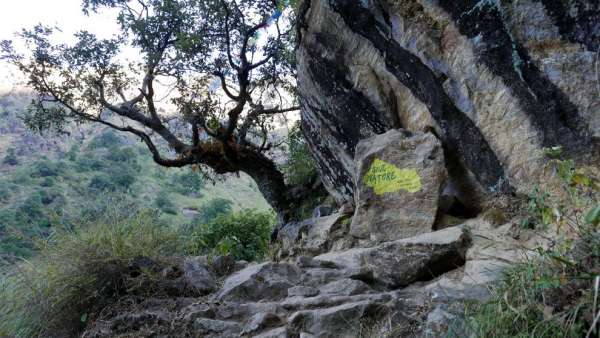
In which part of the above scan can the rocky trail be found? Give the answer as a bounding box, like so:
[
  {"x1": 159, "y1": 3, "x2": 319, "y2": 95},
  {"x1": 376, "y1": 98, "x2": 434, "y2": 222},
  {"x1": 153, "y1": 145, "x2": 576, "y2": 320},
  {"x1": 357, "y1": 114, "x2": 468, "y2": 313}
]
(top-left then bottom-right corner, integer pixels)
[{"x1": 83, "y1": 132, "x2": 548, "y2": 338}]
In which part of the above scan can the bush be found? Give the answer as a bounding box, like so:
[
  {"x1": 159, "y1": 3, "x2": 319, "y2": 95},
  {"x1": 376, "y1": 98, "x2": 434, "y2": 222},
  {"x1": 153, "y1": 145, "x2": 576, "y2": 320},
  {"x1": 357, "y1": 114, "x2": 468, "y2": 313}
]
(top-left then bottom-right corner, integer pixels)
[
  {"x1": 39, "y1": 188, "x2": 65, "y2": 206},
  {"x1": 0, "y1": 182, "x2": 13, "y2": 202},
  {"x1": 74, "y1": 156, "x2": 105, "y2": 172},
  {"x1": 66, "y1": 144, "x2": 79, "y2": 161},
  {"x1": 31, "y1": 160, "x2": 66, "y2": 178},
  {"x1": 17, "y1": 193, "x2": 49, "y2": 227},
  {"x1": 170, "y1": 170, "x2": 204, "y2": 195},
  {"x1": 104, "y1": 146, "x2": 138, "y2": 164},
  {"x1": 88, "y1": 171, "x2": 135, "y2": 192},
  {"x1": 3, "y1": 148, "x2": 19, "y2": 166},
  {"x1": 188, "y1": 209, "x2": 274, "y2": 261},
  {"x1": 282, "y1": 121, "x2": 318, "y2": 186},
  {"x1": 88, "y1": 174, "x2": 115, "y2": 192},
  {"x1": 39, "y1": 176, "x2": 55, "y2": 187},
  {"x1": 155, "y1": 192, "x2": 178, "y2": 215},
  {"x1": 0, "y1": 210, "x2": 184, "y2": 338},
  {"x1": 87, "y1": 130, "x2": 123, "y2": 149},
  {"x1": 196, "y1": 198, "x2": 233, "y2": 223}
]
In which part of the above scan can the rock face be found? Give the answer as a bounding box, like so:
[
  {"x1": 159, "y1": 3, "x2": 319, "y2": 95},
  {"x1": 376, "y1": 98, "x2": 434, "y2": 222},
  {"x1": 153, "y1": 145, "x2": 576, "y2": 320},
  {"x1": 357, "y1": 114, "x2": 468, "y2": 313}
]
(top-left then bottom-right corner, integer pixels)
[
  {"x1": 298, "y1": 0, "x2": 599, "y2": 206},
  {"x1": 351, "y1": 129, "x2": 446, "y2": 242}
]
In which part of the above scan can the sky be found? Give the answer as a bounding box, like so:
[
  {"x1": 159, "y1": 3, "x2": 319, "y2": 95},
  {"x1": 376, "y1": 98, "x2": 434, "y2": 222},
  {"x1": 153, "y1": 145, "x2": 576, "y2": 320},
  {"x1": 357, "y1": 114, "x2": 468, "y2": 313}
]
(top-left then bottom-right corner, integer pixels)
[
  {"x1": 0, "y1": 1, "x2": 296, "y2": 122},
  {"x1": 0, "y1": 0, "x2": 121, "y2": 92}
]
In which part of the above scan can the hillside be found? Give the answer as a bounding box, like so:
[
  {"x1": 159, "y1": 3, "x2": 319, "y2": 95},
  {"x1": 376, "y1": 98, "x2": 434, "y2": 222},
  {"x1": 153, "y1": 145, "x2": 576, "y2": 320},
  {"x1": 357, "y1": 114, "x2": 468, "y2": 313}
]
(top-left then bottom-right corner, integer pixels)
[{"x1": 0, "y1": 92, "x2": 270, "y2": 258}]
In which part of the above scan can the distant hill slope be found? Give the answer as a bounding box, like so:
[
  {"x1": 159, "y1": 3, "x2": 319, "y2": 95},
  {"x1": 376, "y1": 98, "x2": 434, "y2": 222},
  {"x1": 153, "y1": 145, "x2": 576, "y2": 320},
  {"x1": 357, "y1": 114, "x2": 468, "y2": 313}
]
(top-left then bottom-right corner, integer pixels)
[{"x1": 0, "y1": 92, "x2": 270, "y2": 258}]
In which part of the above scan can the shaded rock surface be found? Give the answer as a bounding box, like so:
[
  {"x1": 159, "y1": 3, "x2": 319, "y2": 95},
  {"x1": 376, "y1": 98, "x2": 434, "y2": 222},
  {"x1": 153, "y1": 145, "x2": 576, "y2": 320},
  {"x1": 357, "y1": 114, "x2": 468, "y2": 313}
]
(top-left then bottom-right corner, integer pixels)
[{"x1": 275, "y1": 211, "x2": 354, "y2": 258}]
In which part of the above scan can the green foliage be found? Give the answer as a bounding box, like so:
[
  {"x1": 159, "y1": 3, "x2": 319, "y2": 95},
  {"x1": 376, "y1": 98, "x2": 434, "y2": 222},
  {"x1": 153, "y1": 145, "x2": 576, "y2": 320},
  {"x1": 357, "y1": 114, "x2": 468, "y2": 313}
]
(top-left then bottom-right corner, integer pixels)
[
  {"x1": 465, "y1": 158, "x2": 599, "y2": 337},
  {"x1": 3, "y1": 148, "x2": 19, "y2": 165},
  {"x1": 155, "y1": 192, "x2": 177, "y2": 215},
  {"x1": 66, "y1": 144, "x2": 79, "y2": 161},
  {"x1": 17, "y1": 192, "x2": 51, "y2": 227},
  {"x1": 188, "y1": 209, "x2": 274, "y2": 261},
  {"x1": 31, "y1": 159, "x2": 66, "y2": 178},
  {"x1": 282, "y1": 121, "x2": 318, "y2": 186},
  {"x1": 585, "y1": 205, "x2": 600, "y2": 227},
  {"x1": 39, "y1": 176, "x2": 55, "y2": 187},
  {"x1": 74, "y1": 156, "x2": 106, "y2": 172},
  {"x1": 0, "y1": 182, "x2": 13, "y2": 202},
  {"x1": 0, "y1": 210, "x2": 184, "y2": 338},
  {"x1": 170, "y1": 170, "x2": 205, "y2": 195},
  {"x1": 87, "y1": 131, "x2": 124, "y2": 149},
  {"x1": 196, "y1": 198, "x2": 233, "y2": 224},
  {"x1": 464, "y1": 235, "x2": 598, "y2": 337},
  {"x1": 88, "y1": 170, "x2": 135, "y2": 192}
]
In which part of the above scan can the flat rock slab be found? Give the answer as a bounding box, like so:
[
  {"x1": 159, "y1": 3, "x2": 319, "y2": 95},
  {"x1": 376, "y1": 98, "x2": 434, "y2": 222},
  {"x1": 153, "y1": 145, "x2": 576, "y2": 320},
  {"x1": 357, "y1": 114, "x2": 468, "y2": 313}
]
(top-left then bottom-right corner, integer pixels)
[
  {"x1": 289, "y1": 300, "x2": 391, "y2": 338},
  {"x1": 315, "y1": 226, "x2": 470, "y2": 288},
  {"x1": 351, "y1": 130, "x2": 447, "y2": 242},
  {"x1": 217, "y1": 262, "x2": 301, "y2": 302}
]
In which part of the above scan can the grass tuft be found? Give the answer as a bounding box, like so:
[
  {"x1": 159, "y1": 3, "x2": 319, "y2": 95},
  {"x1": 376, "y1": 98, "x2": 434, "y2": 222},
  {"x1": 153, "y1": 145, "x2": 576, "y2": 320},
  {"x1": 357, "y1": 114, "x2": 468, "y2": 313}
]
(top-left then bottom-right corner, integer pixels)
[{"x1": 0, "y1": 210, "x2": 184, "y2": 338}]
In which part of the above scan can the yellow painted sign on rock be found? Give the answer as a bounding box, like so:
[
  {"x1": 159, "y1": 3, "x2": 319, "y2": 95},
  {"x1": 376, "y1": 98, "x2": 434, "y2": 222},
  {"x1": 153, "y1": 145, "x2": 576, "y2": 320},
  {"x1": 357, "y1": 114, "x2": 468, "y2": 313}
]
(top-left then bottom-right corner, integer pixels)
[{"x1": 363, "y1": 159, "x2": 422, "y2": 194}]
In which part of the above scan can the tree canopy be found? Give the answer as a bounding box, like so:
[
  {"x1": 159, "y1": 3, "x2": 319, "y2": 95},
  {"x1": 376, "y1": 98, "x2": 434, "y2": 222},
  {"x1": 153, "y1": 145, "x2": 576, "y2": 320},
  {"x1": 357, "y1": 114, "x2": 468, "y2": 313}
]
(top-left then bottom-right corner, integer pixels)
[{"x1": 1, "y1": 0, "x2": 313, "y2": 219}]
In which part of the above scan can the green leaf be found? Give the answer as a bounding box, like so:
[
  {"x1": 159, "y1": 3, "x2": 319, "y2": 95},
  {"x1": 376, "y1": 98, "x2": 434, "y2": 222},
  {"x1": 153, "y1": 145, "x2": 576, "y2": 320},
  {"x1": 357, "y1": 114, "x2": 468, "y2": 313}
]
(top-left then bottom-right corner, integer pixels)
[
  {"x1": 584, "y1": 205, "x2": 600, "y2": 226},
  {"x1": 80, "y1": 313, "x2": 88, "y2": 323}
]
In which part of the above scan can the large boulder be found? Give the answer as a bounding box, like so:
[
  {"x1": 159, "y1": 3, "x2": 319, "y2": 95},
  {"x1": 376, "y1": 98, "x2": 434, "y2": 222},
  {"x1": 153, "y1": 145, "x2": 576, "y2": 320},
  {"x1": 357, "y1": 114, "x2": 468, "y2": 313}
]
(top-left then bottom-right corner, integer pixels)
[
  {"x1": 351, "y1": 130, "x2": 446, "y2": 242},
  {"x1": 182, "y1": 257, "x2": 217, "y2": 295},
  {"x1": 315, "y1": 226, "x2": 470, "y2": 288}
]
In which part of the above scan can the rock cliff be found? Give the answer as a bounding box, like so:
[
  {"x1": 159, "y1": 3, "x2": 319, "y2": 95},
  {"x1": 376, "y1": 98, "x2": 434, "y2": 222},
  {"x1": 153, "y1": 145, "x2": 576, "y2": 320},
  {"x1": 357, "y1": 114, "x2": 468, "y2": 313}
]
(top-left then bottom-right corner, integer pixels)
[{"x1": 297, "y1": 0, "x2": 599, "y2": 206}]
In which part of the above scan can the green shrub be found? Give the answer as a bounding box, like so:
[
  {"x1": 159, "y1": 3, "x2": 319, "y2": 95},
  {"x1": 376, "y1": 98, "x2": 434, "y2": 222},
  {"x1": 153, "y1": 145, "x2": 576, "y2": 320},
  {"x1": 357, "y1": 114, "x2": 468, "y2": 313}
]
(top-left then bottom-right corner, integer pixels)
[
  {"x1": 3, "y1": 148, "x2": 19, "y2": 166},
  {"x1": 196, "y1": 198, "x2": 233, "y2": 224},
  {"x1": 39, "y1": 176, "x2": 55, "y2": 187},
  {"x1": 88, "y1": 174, "x2": 115, "y2": 192},
  {"x1": 0, "y1": 210, "x2": 184, "y2": 338},
  {"x1": 17, "y1": 193, "x2": 50, "y2": 227},
  {"x1": 0, "y1": 182, "x2": 12, "y2": 202},
  {"x1": 88, "y1": 171, "x2": 135, "y2": 192},
  {"x1": 74, "y1": 155, "x2": 105, "y2": 172},
  {"x1": 188, "y1": 209, "x2": 274, "y2": 261},
  {"x1": 66, "y1": 144, "x2": 79, "y2": 161},
  {"x1": 104, "y1": 146, "x2": 138, "y2": 164},
  {"x1": 282, "y1": 121, "x2": 318, "y2": 186},
  {"x1": 170, "y1": 170, "x2": 205, "y2": 195},
  {"x1": 31, "y1": 160, "x2": 66, "y2": 178},
  {"x1": 87, "y1": 130, "x2": 123, "y2": 149},
  {"x1": 39, "y1": 188, "x2": 65, "y2": 206},
  {"x1": 155, "y1": 192, "x2": 178, "y2": 215}
]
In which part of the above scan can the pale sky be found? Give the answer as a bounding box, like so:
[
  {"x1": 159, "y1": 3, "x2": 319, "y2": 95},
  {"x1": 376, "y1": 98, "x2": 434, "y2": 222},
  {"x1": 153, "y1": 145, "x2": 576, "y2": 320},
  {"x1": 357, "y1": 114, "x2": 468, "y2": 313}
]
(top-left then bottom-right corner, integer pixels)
[{"x1": 0, "y1": 0, "x2": 121, "y2": 92}]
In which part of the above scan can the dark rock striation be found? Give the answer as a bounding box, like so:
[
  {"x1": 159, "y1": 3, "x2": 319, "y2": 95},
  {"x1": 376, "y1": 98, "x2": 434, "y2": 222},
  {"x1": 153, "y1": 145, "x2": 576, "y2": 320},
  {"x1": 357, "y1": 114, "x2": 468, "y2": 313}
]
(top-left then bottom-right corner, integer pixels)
[{"x1": 298, "y1": 0, "x2": 599, "y2": 206}]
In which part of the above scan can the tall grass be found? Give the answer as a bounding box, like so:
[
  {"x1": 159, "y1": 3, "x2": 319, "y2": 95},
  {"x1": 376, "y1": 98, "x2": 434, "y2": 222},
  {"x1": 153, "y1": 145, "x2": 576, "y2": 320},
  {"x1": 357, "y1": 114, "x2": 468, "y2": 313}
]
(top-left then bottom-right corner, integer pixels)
[
  {"x1": 0, "y1": 210, "x2": 185, "y2": 338},
  {"x1": 463, "y1": 156, "x2": 600, "y2": 337}
]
